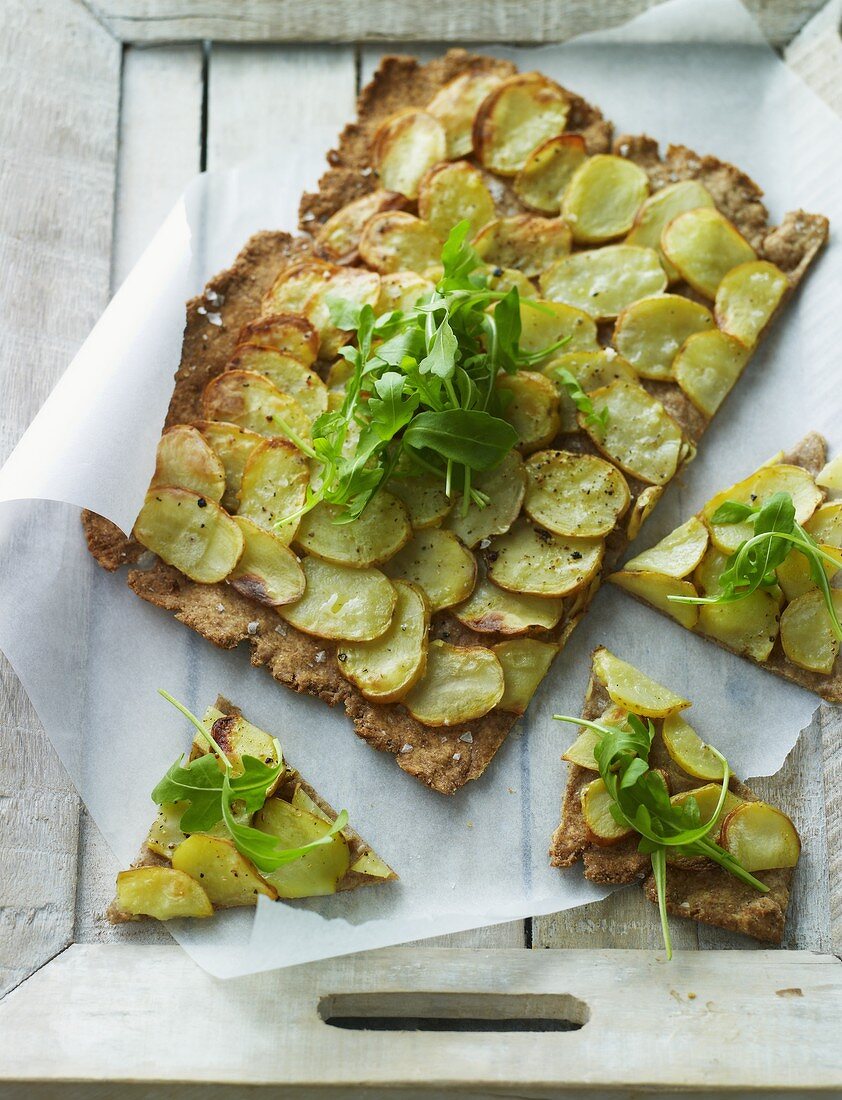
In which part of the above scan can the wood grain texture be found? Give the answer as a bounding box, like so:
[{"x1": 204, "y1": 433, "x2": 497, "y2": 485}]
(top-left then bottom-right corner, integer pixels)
[
  {"x1": 0, "y1": 0, "x2": 121, "y2": 996},
  {"x1": 785, "y1": 0, "x2": 842, "y2": 111},
  {"x1": 82, "y1": 0, "x2": 828, "y2": 48}
]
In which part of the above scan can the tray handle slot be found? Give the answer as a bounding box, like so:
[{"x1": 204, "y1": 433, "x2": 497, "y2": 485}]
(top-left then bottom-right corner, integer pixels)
[{"x1": 319, "y1": 991, "x2": 589, "y2": 1032}]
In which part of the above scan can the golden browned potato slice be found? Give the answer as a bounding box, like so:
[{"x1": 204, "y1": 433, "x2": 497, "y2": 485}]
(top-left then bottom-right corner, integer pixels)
[
  {"x1": 115, "y1": 867, "x2": 214, "y2": 920},
  {"x1": 625, "y1": 179, "x2": 714, "y2": 280},
  {"x1": 228, "y1": 516, "x2": 306, "y2": 607},
  {"x1": 703, "y1": 463, "x2": 823, "y2": 554},
  {"x1": 698, "y1": 590, "x2": 781, "y2": 662},
  {"x1": 473, "y1": 72, "x2": 570, "y2": 176},
  {"x1": 254, "y1": 799, "x2": 351, "y2": 898},
  {"x1": 626, "y1": 485, "x2": 664, "y2": 542},
  {"x1": 237, "y1": 438, "x2": 309, "y2": 543},
  {"x1": 581, "y1": 777, "x2": 633, "y2": 843},
  {"x1": 613, "y1": 294, "x2": 714, "y2": 381},
  {"x1": 670, "y1": 784, "x2": 743, "y2": 839},
  {"x1": 262, "y1": 260, "x2": 335, "y2": 317},
  {"x1": 816, "y1": 455, "x2": 842, "y2": 494},
  {"x1": 202, "y1": 370, "x2": 311, "y2": 444},
  {"x1": 359, "y1": 211, "x2": 443, "y2": 275},
  {"x1": 485, "y1": 266, "x2": 537, "y2": 299},
  {"x1": 486, "y1": 517, "x2": 603, "y2": 598},
  {"x1": 228, "y1": 345, "x2": 328, "y2": 421},
  {"x1": 338, "y1": 580, "x2": 429, "y2": 702},
  {"x1": 592, "y1": 647, "x2": 689, "y2": 717},
  {"x1": 661, "y1": 712, "x2": 725, "y2": 780},
  {"x1": 514, "y1": 133, "x2": 587, "y2": 215},
  {"x1": 238, "y1": 312, "x2": 320, "y2": 367},
  {"x1": 780, "y1": 588, "x2": 842, "y2": 674},
  {"x1": 622, "y1": 516, "x2": 709, "y2": 579},
  {"x1": 403, "y1": 640, "x2": 505, "y2": 726},
  {"x1": 563, "y1": 704, "x2": 628, "y2": 770},
  {"x1": 196, "y1": 707, "x2": 282, "y2": 778},
  {"x1": 145, "y1": 801, "x2": 189, "y2": 860},
  {"x1": 542, "y1": 349, "x2": 638, "y2": 432},
  {"x1": 445, "y1": 450, "x2": 526, "y2": 547},
  {"x1": 387, "y1": 472, "x2": 452, "y2": 529},
  {"x1": 171, "y1": 835, "x2": 277, "y2": 907},
  {"x1": 562, "y1": 154, "x2": 649, "y2": 244},
  {"x1": 609, "y1": 570, "x2": 699, "y2": 630},
  {"x1": 539, "y1": 246, "x2": 667, "y2": 321},
  {"x1": 295, "y1": 494, "x2": 411, "y2": 568},
  {"x1": 385, "y1": 528, "x2": 476, "y2": 612},
  {"x1": 493, "y1": 638, "x2": 557, "y2": 713},
  {"x1": 151, "y1": 425, "x2": 226, "y2": 502},
  {"x1": 497, "y1": 370, "x2": 561, "y2": 453},
  {"x1": 134, "y1": 487, "x2": 244, "y2": 583},
  {"x1": 280, "y1": 557, "x2": 396, "y2": 641},
  {"x1": 673, "y1": 329, "x2": 750, "y2": 418},
  {"x1": 661, "y1": 207, "x2": 756, "y2": 299},
  {"x1": 714, "y1": 260, "x2": 788, "y2": 348},
  {"x1": 315, "y1": 189, "x2": 407, "y2": 262},
  {"x1": 418, "y1": 160, "x2": 496, "y2": 240},
  {"x1": 372, "y1": 108, "x2": 447, "y2": 199},
  {"x1": 195, "y1": 420, "x2": 263, "y2": 513},
  {"x1": 302, "y1": 266, "x2": 382, "y2": 358},
  {"x1": 524, "y1": 450, "x2": 630, "y2": 538},
  {"x1": 805, "y1": 502, "x2": 842, "y2": 546},
  {"x1": 472, "y1": 214, "x2": 572, "y2": 277},
  {"x1": 375, "y1": 271, "x2": 435, "y2": 315},
  {"x1": 452, "y1": 571, "x2": 563, "y2": 634},
  {"x1": 427, "y1": 69, "x2": 505, "y2": 158},
  {"x1": 775, "y1": 542, "x2": 841, "y2": 602},
  {"x1": 720, "y1": 802, "x2": 800, "y2": 872},
  {"x1": 581, "y1": 379, "x2": 685, "y2": 485},
  {"x1": 518, "y1": 299, "x2": 599, "y2": 363}
]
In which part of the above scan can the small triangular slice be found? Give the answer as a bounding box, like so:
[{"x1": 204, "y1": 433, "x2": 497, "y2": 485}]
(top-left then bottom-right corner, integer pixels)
[
  {"x1": 109, "y1": 697, "x2": 396, "y2": 922},
  {"x1": 550, "y1": 648, "x2": 800, "y2": 944},
  {"x1": 608, "y1": 432, "x2": 842, "y2": 704}
]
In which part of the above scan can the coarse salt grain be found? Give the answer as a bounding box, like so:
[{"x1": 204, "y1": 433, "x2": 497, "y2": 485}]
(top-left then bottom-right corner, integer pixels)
[
  {"x1": 399, "y1": 743, "x2": 413, "y2": 754},
  {"x1": 274, "y1": 624, "x2": 288, "y2": 636},
  {"x1": 458, "y1": 731, "x2": 473, "y2": 743},
  {"x1": 314, "y1": 650, "x2": 327, "y2": 664},
  {"x1": 216, "y1": 603, "x2": 225, "y2": 613},
  {"x1": 247, "y1": 621, "x2": 259, "y2": 635},
  {"x1": 452, "y1": 752, "x2": 461, "y2": 761}
]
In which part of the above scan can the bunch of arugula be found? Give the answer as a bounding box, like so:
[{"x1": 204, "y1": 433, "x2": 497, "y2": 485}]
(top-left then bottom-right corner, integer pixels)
[
  {"x1": 553, "y1": 710, "x2": 767, "y2": 959},
  {"x1": 667, "y1": 490, "x2": 842, "y2": 642},
  {"x1": 275, "y1": 220, "x2": 568, "y2": 524},
  {"x1": 152, "y1": 691, "x2": 347, "y2": 874}
]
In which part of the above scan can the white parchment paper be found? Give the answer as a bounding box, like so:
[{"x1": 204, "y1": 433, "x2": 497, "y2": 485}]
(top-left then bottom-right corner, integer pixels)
[{"x1": 1, "y1": 0, "x2": 840, "y2": 977}]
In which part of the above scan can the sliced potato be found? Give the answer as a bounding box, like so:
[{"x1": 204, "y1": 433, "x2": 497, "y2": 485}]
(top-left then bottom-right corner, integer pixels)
[
  {"x1": 485, "y1": 265, "x2": 537, "y2": 299},
  {"x1": 816, "y1": 454, "x2": 842, "y2": 494},
  {"x1": 237, "y1": 313, "x2": 320, "y2": 369},
  {"x1": 315, "y1": 189, "x2": 407, "y2": 262},
  {"x1": 514, "y1": 133, "x2": 587, "y2": 215},
  {"x1": 626, "y1": 484, "x2": 664, "y2": 542},
  {"x1": 542, "y1": 349, "x2": 637, "y2": 432},
  {"x1": 623, "y1": 516, "x2": 709, "y2": 579},
  {"x1": 403, "y1": 640, "x2": 504, "y2": 726},
  {"x1": 581, "y1": 777, "x2": 633, "y2": 843},
  {"x1": 115, "y1": 866, "x2": 213, "y2": 920},
  {"x1": 562, "y1": 154, "x2": 649, "y2": 244},
  {"x1": 661, "y1": 207, "x2": 757, "y2": 299},
  {"x1": 151, "y1": 424, "x2": 226, "y2": 502},
  {"x1": 202, "y1": 370, "x2": 311, "y2": 444},
  {"x1": 197, "y1": 708, "x2": 281, "y2": 778},
  {"x1": 375, "y1": 271, "x2": 435, "y2": 316},
  {"x1": 472, "y1": 215, "x2": 571, "y2": 278},
  {"x1": 134, "y1": 487, "x2": 244, "y2": 583},
  {"x1": 195, "y1": 420, "x2": 262, "y2": 513},
  {"x1": 780, "y1": 588, "x2": 842, "y2": 674},
  {"x1": 446, "y1": 450, "x2": 526, "y2": 548},
  {"x1": 350, "y1": 850, "x2": 395, "y2": 878},
  {"x1": 693, "y1": 546, "x2": 731, "y2": 597},
  {"x1": 302, "y1": 266, "x2": 381, "y2": 358},
  {"x1": 290, "y1": 785, "x2": 330, "y2": 822},
  {"x1": 715, "y1": 260, "x2": 788, "y2": 348},
  {"x1": 387, "y1": 472, "x2": 452, "y2": 529},
  {"x1": 661, "y1": 713, "x2": 724, "y2": 781},
  {"x1": 703, "y1": 463, "x2": 823, "y2": 554},
  {"x1": 564, "y1": 704, "x2": 629, "y2": 771},
  {"x1": 385, "y1": 528, "x2": 476, "y2": 612},
  {"x1": 524, "y1": 450, "x2": 629, "y2": 538},
  {"x1": 673, "y1": 329, "x2": 750, "y2": 419},
  {"x1": 427, "y1": 69, "x2": 506, "y2": 158},
  {"x1": 670, "y1": 784, "x2": 743, "y2": 835},
  {"x1": 171, "y1": 835, "x2": 277, "y2": 907},
  {"x1": 698, "y1": 590, "x2": 781, "y2": 662},
  {"x1": 229, "y1": 516, "x2": 306, "y2": 606},
  {"x1": 473, "y1": 72, "x2": 570, "y2": 176},
  {"x1": 255, "y1": 798, "x2": 351, "y2": 898},
  {"x1": 453, "y1": 572, "x2": 563, "y2": 634},
  {"x1": 228, "y1": 345, "x2": 328, "y2": 420},
  {"x1": 539, "y1": 246, "x2": 667, "y2": 321},
  {"x1": 805, "y1": 502, "x2": 842, "y2": 547},
  {"x1": 582, "y1": 379, "x2": 684, "y2": 485},
  {"x1": 486, "y1": 517, "x2": 603, "y2": 598},
  {"x1": 776, "y1": 544, "x2": 842, "y2": 603},
  {"x1": 625, "y1": 179, "x2": 714, "y2": 281},
  {"x1": 418, "y1": 160, "x2": 495, "y2": 240},
  {"x1": 497, "y1": 370, "x2": 560, "y2": 453},
  {"x1": 720, "y1": 801, "x2": 800, "y2": 872},
  {"x1": 295, "y1": 493, "x2": 411, "y2": 568},
  {"x1": 518, "y1": 299, "x2": 599, "y2": 363},
  {"x1": 338, "y1": 580, "x2": 429, "y2": 702},
  {"x1": 609, "y1": 570, "x2": 699, "y2": 630},
  {"x1": 493, "y1": 638, "x2": 557, "y2": 714},
  {"x1": 372, "y1": 108, "x2": 447, "y2": 199},
  {"x1": 614, "y1": 294, "x2": 714, "y2": 381},
  {"x1": 280, "y1": 557, "x2": 396, "y2": 641},
  {"x1": 262, "y1": 260, "x2": 335, "y2": 317},
  {"x1": 592, "y1": 647, "x2": 689, "y2": 717},
  {"x1": 145, "y1": 801, "x2": 189, "y2": 860},
  {"x1": 359, "y1": 211, "x2": 443, "y2": 275},
  {"x1": 237, "y1": 438, "x2": 309, "y2": 543}
]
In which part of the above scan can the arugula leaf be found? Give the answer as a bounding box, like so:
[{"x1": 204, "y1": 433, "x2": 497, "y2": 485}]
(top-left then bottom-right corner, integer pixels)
[
  {"x1": 152, "y1": 753, "x2": 226, "y2": 832},
  {"x1": 403, "y1": 409, "x2": 518, "y2": 470},
  {"x1": 419, "y1": 316, "x2": 458, "y2": 378},
  {"x1": 552, "y1": 367, "x2": 609, "y2": 433}
]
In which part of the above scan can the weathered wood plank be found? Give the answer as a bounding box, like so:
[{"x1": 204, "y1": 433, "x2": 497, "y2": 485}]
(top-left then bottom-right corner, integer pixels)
[
  {"x1": 819, "y1": 705, "x2": 842, "y2": 950},
  {"x1": 0, "y1": 0, "x2": 121, "y2": 996},
  {"x1": 785, "y1": 0, "x2": 842, "y2": 111}
]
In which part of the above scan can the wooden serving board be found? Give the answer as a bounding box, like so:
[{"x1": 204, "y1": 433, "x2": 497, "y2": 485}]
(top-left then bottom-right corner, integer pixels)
[{"x1": 1, "y1": 1, "x2": 841, "y2": 1095}]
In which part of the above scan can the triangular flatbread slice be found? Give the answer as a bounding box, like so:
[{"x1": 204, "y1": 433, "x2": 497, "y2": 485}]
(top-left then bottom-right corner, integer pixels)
[
  {"x1": 109, "y1": 697, "x2": 396, "y2": 922},
  {"x1": 551, "y1": 648, "x2": 799, "y2": 944},
  {"x1": 608, "y1": 432, "x2": 842, "y2": 703}
]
